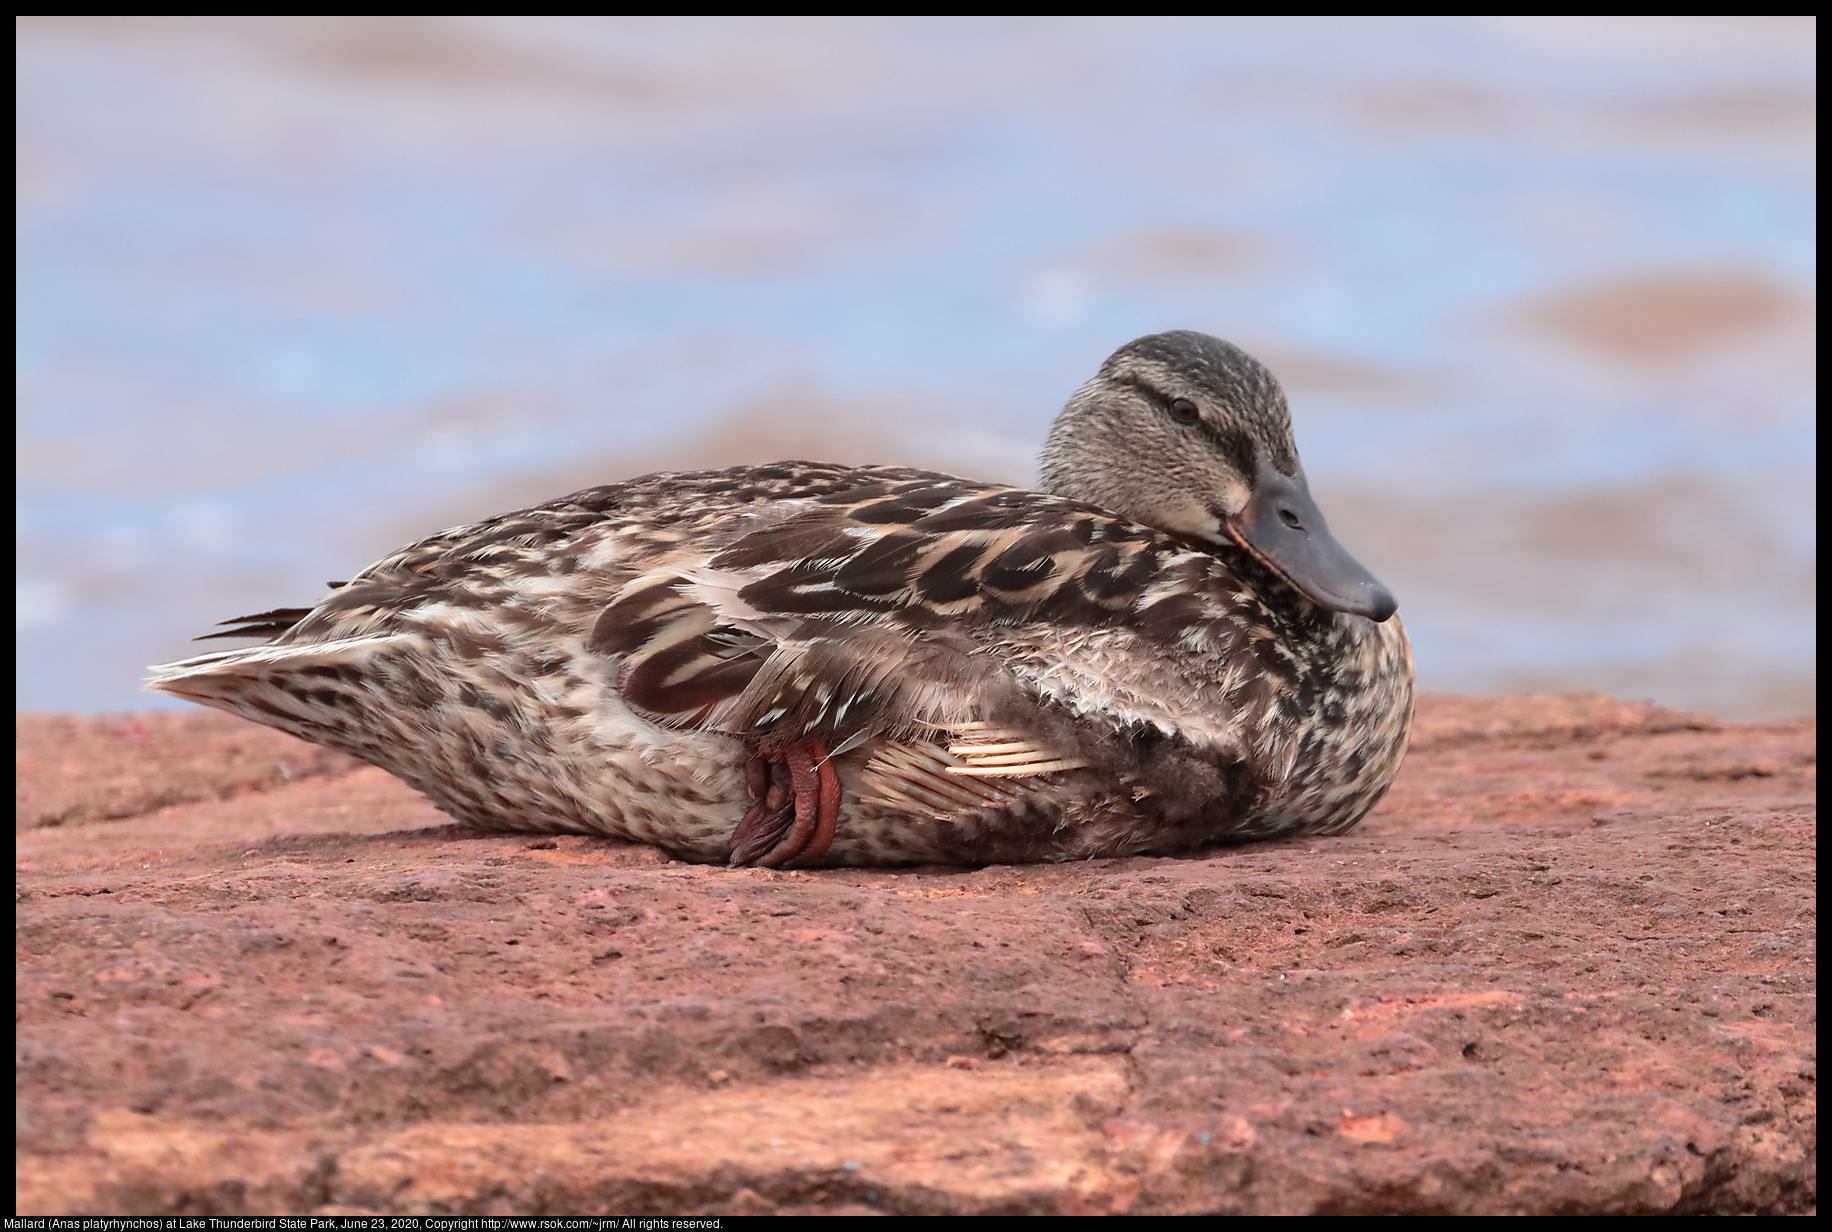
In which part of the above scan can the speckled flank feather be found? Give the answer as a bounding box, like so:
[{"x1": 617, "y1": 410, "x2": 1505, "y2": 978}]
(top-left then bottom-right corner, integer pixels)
[{"x1": 149, "y1": 331, "x2": 1415, "y2": 866}]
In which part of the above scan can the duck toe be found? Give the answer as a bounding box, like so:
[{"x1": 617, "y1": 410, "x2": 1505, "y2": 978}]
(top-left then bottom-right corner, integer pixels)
[{"x1": 729, "y1": 739, "x2": 842, "y2": 868}]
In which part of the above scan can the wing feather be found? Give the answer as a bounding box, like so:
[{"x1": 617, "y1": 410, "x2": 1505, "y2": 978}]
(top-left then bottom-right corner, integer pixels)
[{"x1": 588, "y1": 472, "x2": 1305, "y2": 765}]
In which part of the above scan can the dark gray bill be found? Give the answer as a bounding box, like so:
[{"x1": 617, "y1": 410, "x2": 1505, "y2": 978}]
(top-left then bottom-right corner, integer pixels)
[{"x1": 1222, "y1": 461, "x2": 1398, "y2": 622}]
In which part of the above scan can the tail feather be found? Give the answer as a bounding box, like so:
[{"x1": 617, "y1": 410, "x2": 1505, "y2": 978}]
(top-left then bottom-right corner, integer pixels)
[
  {"x1": 191, "y1": 583, "x2": 347, "y2": 642},
  {"x1": 145, "y1": 635, "x2": 411, "y2": 716},
  {"x1": 193, "y1": 606, "x2": 317, "y2": 641}
]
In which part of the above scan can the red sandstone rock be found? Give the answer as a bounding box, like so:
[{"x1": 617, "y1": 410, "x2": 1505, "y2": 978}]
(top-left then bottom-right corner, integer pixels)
[
  {"x1": 13, "y1": 694, "x2": 1816, "y2": 1215},
  {"x1": 15, "y1": 711, "x2": 362, "y2": 831}
]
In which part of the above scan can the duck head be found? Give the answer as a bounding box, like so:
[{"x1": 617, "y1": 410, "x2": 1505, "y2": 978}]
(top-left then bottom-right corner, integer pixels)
[{"x1": 1038, "y1": 330, "x2": 1398, "y2": 622}]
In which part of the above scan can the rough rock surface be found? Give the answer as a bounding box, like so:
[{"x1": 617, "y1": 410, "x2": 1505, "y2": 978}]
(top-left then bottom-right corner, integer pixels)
[{"x1": 15, "y1": 694, "x2": 1816, "y2": 1215}]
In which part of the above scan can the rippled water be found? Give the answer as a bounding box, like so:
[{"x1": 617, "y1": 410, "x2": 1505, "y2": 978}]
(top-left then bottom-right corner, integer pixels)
[{"x1": 17, "y1": 17, "x2": 1816, "y2": 718}]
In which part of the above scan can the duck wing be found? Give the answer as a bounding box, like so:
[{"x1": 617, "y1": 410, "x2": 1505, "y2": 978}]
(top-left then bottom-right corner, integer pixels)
[{"x1": 590, "y1": 472, "x2": 1286, "y2": 758}]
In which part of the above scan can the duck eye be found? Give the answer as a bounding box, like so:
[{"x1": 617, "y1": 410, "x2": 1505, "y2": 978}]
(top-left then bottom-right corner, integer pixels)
[{"x1": 1169, "y1": 398, "x2": 1201, "y2": 424}]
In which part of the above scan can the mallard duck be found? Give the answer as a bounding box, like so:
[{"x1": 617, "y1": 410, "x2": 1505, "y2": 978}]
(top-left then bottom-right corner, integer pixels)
[{"x1": 149, "y1": 330, "x2": 1413, "y2": 867}]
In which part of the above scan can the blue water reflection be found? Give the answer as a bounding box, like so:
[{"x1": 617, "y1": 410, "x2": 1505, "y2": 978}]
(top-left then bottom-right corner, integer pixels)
[{"x1": 16, "y1": 17, "x2": 1815, "y2": 718}]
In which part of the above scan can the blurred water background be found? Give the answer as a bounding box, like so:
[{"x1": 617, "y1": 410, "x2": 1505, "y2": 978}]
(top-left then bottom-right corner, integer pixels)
[{"x1": 17, "y1": 17, "x2": 1815, "y2": 719}]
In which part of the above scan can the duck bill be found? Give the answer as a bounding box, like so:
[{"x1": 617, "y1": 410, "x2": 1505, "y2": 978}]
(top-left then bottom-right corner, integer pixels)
[{"x1": 1222, "y1": 462, "x2": 1398, "y2": 622}]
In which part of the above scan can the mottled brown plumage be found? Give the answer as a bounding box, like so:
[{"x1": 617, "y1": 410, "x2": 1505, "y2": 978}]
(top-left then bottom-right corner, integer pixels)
[{"x1": 149, "y1": 331, "x2": 1415, "y2": 866}]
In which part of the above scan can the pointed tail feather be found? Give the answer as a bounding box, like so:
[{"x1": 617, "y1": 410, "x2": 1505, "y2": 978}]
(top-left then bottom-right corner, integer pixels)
[
  {"x1": 145, "y1": 635, "x2": 412, "y2": 723},
  {"x1": 193, "y1": 606, "x2": 317, "y2": 641}
]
